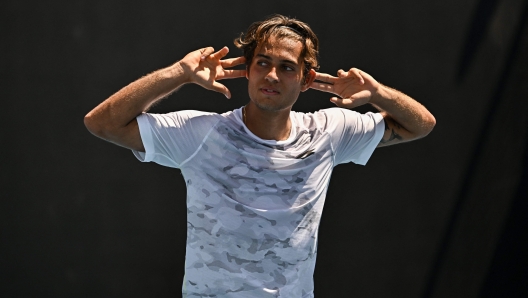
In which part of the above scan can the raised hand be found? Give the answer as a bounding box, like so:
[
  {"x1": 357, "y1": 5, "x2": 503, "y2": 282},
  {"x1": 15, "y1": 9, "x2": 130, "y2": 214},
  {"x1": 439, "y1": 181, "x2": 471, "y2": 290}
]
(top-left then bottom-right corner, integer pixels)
[
  {"x1": 309, "y1": 68, "x2": 380, "y2": 108},
  {"x1": 178, "y1": 46, "x2": 246, "y2": 98}
]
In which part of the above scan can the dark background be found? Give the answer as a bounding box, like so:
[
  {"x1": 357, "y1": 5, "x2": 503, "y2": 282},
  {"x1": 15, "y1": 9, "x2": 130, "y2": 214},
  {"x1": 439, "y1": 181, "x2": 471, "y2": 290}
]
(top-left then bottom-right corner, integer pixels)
[{"x1": 2, "y1": 0, "x2": 528, "y2": 297}]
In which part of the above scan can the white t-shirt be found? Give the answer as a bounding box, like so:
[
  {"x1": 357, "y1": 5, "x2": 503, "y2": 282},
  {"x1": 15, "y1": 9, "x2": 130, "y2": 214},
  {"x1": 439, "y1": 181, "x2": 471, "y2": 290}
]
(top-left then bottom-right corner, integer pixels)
[{"x1": 133, "y1": 107, "x2": 384, "y2": 297}]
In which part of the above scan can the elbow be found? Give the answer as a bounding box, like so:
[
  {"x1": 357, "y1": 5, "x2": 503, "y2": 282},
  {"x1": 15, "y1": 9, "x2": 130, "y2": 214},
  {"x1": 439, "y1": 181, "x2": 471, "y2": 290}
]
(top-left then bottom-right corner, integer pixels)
[
  {"x1": 419, "y1": 113, "x2": 436, "y2": 138},
  {"x1": 426, "y1": 113, "x2": 436, "y2": 133},
  {"x1": 84, "y1": 111, "x2": 105, "y2": 138}
]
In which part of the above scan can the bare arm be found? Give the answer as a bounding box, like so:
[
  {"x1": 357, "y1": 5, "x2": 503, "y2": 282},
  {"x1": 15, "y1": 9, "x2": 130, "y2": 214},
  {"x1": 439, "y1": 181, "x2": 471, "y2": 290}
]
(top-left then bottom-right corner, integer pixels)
[
  {"x1": 84, "y1": 46, "x2": 246, "y2": 151},
  {"x1": 309, "y1": 68, "x2": 436, "y2": 147},
  {"x1": 370, "y1": 83, "x2": 435, "y2": 147}
]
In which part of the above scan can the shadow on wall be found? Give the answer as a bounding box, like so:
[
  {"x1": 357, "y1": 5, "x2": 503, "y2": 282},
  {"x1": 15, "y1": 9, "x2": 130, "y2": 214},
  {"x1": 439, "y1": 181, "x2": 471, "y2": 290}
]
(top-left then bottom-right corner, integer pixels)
[{"x1": 423, "y1": 0, "x2": 528, "y2": 297}]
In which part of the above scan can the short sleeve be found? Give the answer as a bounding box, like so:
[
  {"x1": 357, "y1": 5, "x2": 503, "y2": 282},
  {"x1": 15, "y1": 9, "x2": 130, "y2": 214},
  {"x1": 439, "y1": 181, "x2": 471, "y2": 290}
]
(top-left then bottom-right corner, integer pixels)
[
  {"x1": 132, "y1": 110, "x2": 220, "y2": 168},
  {"x1": 322, "y1": 108, "x2": 385, "y2": 166}
]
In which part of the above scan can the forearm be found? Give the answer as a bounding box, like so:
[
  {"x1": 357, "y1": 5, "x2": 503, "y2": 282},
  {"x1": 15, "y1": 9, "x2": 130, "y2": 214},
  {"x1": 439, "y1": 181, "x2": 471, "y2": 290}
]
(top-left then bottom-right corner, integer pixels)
[
  {"x1": 370, "y1": 84, "x2": 436, "y2": 140},
  {"x1": 84, "y1": 62, "x2": 187, "y2": 137}
]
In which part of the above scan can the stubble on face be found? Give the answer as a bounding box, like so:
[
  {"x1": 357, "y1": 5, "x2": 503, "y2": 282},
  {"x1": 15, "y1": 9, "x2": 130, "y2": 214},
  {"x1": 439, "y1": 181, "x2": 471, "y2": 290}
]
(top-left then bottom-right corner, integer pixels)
[{"x1": 247, "y1": 36, "x2": 306, "y2": 113}]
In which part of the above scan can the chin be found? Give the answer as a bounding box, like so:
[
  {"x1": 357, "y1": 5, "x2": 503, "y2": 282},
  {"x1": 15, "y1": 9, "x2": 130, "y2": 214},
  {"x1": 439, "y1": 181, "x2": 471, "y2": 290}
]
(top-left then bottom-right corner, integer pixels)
[{"x1": 251, "y1": 99, "x2": 289, "y2": 112}]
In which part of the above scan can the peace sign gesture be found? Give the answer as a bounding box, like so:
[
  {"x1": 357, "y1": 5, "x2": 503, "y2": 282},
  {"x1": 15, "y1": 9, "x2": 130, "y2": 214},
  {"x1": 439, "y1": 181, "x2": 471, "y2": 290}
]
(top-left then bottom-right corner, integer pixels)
[{"x1": 309, "y1": 68, "x2": 380, "y2": 108}]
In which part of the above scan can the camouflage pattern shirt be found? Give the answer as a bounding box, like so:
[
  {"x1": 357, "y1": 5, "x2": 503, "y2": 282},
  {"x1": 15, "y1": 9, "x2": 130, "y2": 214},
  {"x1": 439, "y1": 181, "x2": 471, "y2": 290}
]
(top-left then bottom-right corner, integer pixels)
[{"x1": 133, "y1": 107, "x2": 384, "y2": 297}]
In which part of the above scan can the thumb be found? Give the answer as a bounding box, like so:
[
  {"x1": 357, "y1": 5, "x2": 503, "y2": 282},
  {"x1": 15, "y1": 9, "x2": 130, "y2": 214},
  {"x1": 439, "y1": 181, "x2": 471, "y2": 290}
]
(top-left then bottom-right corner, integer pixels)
[
  {"x1": 330, "y1": 96, "x2": 358, "y2": 108},
  {"x1": 199, "y1": 47, "x2": 215, "y2": 60},
  {"x1": 329, "y1": 97, "x2": 344, "y2": 106},
  {"x1": 349, "y1": 89, "x2": 371, "y2": 101},
  {"x1": 209, "y1": 81, "x2": 231, "y2": 99}
]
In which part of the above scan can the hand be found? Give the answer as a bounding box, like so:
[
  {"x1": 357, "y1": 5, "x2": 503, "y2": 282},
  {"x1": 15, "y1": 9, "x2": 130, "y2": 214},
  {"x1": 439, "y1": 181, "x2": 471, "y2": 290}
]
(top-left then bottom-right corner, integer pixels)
[
  {"x1": 309, "y1": 68, "x2": 380, "y2": 108},
  {"x1": 178, "y1": 46, "x2": 246, "y2": 98}
]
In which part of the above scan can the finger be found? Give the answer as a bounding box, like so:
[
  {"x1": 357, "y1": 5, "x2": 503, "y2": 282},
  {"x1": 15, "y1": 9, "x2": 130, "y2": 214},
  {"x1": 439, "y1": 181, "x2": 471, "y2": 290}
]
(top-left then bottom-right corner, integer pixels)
[
  {"x1": 200, "y1": 47, "x2": 215, "y2": 60},
  {"x1": 337, "y1": 69, "x2": 347, "y2": 78},
  {"x1": 220, "y1": 69, "x2": 247, "y2": 79},
  {"x1": 221, "y1": 56, "x2": 246, "y2": 68},
  {"x1": 309, "y1": 81, "x2": 335, "y2": 93},
  {"x1": 313, "y1": 72, "x2": 338, "y2": 84},
  {"x1": 348, "y1": 68, "x2": 365, "y2": 84},
  {"x1": 209, "y1": 46, "x2": 229, "y2": 60},
  {"x1": 208, "y1": 81, "x2": 231, "y2": 99}
]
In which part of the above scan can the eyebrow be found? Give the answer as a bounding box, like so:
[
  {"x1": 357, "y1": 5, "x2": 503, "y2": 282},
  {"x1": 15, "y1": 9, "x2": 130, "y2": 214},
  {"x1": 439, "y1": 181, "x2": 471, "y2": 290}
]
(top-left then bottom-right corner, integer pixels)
[{"x1": 255, "y1": 54, "x2": 299, "y2": 66}]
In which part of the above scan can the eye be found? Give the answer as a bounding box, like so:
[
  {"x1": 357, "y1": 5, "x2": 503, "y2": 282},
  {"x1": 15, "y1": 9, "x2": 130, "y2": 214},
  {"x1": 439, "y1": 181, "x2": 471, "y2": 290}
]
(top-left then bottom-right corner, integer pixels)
[
  {"x1": 282, "y1": 65, "x2": 295, "y2": 71},
  {"x1": 256, "y1": 61, "x2": 268, "y2": 67}
]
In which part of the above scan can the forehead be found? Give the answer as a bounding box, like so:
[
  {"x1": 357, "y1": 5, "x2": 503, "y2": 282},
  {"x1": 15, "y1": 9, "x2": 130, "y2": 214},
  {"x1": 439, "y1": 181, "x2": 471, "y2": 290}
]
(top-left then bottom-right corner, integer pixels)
[{"x1": 254, "y1": 36, "x2": 303, "y2": 63}]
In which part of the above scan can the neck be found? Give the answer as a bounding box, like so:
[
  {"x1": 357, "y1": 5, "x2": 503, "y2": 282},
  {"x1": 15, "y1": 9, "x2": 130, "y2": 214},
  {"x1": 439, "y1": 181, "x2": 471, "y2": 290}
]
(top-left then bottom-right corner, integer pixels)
[{"x1": 243, "y1": 103, "x2": 292, "y2": 141}]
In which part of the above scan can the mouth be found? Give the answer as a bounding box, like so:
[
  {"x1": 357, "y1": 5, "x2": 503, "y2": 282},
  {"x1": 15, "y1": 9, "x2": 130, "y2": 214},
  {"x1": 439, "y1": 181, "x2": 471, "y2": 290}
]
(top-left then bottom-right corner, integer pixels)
[{"x1": 260, "y1": 88, "x2": 280, "y2": 95}]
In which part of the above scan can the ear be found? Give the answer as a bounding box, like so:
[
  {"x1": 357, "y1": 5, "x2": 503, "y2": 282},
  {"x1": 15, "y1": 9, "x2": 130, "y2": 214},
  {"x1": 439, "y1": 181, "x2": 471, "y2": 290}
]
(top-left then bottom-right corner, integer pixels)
[{"x1": 301, "y1": 69, "x2": 316, "y2": 92}]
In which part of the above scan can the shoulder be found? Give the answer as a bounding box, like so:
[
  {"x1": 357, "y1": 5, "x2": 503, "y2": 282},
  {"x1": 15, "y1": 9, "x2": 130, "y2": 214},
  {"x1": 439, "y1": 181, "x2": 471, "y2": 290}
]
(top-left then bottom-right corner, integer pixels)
[
  {"x1": 292, "y1": 108, "x2": 379, "y2": 131},
  {"x1": 290, "y1": 109, "x2": 333, "y2": 132},
  {"x1": 318, "y1": 107, "x2": 371, "y2": 120},
  {"x1": 139, "y1": 110, "x2": 224, "y2": 129},
  {"x1": 319, "y1": 108, "x2": 384, "y2": 129}
]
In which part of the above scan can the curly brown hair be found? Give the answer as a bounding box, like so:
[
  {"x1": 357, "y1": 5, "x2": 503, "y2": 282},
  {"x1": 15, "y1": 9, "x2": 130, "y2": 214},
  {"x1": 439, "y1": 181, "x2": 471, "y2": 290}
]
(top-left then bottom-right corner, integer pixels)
[{"x1": 234, "y1": 14, "x2": 320, "y2": 81}]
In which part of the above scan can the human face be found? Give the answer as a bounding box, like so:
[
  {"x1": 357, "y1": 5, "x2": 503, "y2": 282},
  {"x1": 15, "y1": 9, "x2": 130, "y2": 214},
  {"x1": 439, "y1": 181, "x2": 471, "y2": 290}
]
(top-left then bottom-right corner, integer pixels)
[{"x1": 246, "y1": 36, "x2": 310, "y2": 112}]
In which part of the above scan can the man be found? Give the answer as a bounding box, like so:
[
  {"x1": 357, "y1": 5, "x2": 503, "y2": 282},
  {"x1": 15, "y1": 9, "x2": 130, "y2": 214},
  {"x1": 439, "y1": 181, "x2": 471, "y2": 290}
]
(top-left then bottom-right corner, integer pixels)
[{"x1": 85, "y1": 14, "x2": 435, "y2": 298}]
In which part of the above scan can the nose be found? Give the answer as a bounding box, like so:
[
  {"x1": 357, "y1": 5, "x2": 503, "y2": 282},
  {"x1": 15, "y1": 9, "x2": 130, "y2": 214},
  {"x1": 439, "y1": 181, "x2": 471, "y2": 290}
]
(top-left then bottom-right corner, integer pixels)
[{"x1": 265, "y1": 67, "x2": 279, "y2": 83}]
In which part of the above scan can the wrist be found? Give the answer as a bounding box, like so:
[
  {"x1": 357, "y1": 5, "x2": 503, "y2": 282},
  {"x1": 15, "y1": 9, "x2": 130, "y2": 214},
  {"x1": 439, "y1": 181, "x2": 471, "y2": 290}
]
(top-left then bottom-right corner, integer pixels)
[
  {"x1": 369, "y1": 83, "x2": 387, "y2": 106},
  {"x1": 164, "y1": 61, "x2": 190, "y2": 84}
]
